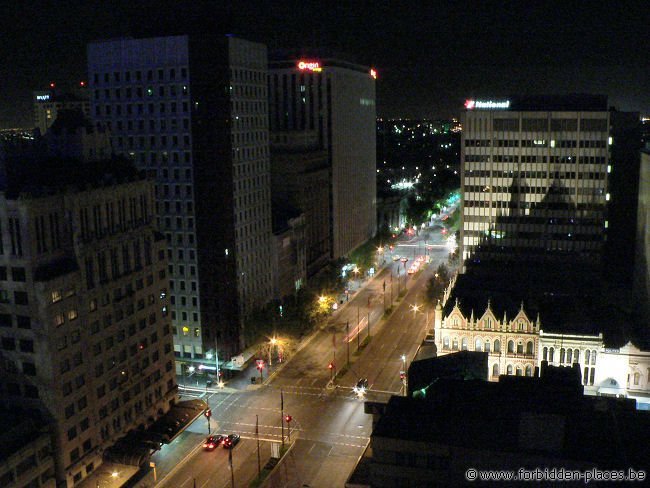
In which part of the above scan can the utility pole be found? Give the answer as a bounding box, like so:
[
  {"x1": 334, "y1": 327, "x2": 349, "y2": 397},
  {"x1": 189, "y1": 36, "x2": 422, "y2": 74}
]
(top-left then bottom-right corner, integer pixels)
[
  {"x1": 367, "y1": 296, "x2": 371, "y2": 340},
  {"x1": 346, "y1": 321, "x2": 350, "y2": 366},
  {"x1": 397, "y1": 269, "x2": 401, "y2": 296},
  {"x1": 357, "y1": 306, "x2": 361, "y2": 350},
  {"x1": 229, "y1": 447, "x2": 235, "y2": 488},
  {"x1": 280, "y1": 390, "x2": 285, "y2": 449},
  {"x1": 214, "y1": 338, "x2": 220, "y2": 385},
  {"x1": 256, "y1": 415, "x2": 261, "y2": 477}
]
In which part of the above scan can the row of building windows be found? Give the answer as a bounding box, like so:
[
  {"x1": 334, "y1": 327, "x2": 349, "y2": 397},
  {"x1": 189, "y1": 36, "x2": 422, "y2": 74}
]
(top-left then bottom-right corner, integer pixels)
[
  {"x1": 463, "y1": 230, "x2": 603, "y2": 243},
  {"x1": 465, "y1": 155, "x2": 608, "y2": 165},
  {"x1": 543, "y1": 347, "x2": 596, "y2": 365},
  {"x1": 495, "y1": 363, "x2": 534, "y2": 376},
  {"x1": 465, "y1": 139, "x2": 607, "y2": 148},
  {"x1": 442, "y1": 336, "x2": 535, "y2": 355},
  {"x1": 465, "y1": 170, "x2": 606, "y2": 180},
  {"x1": 0, "y1": 290, "x2": 29, "y2": 305},
  {"x1": 84, "y1": 238, "x2": 155, "y2": 289},
  {"x1": 464, "y1": 185, "x2": 605, "y2": 194},
  {"x1": 96, "y1": 100, "x2": 190, "y2": 118},
  {"x1": 94, "y1": 84, "x2": 189, "y2": 101},
  {"x1": 0, "y1": 266, "x2": 26, "y2": 282},
  {"x1": 111, "y1": 133, "x2": 191, "y2": 150},
  {"x1": 464, "y1": 215, "x2": 601, "y2": 227},
  {"x1": 463, "y1": 200, "x2": 605, "y2": 212},
  {"x1": 468, "y1": 117, "x2": 608, "y2": 133},
  {"x1": 110, "y1": 117, "x2": 190, "y2": 134},
  {"x1": 93, "y1": 67, "x2": 188, "y2": 85}
]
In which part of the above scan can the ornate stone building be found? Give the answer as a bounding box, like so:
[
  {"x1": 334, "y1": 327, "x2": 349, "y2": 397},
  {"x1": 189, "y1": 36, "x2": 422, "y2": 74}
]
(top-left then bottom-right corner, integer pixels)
[
  {"x1": 434, "y1": 299, "x2": 539, "y2": 380},
  {"x1": 434, "y1": 295, "x2": 650, "y2": 408}
]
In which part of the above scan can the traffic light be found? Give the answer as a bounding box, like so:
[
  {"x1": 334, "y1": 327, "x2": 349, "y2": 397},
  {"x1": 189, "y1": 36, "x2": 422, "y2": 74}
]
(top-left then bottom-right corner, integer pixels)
[
  {"x1": 399, "y1": 371, "x2": 406, "y2": 380},
  {"x1": 204, "y1": 408, "x2": 212, "y2": 418},
  {"x1": 284, "y1": 415, "x2": 292, "y2": 423},
  {"x1": 328, "y1": 362, "x2": 334, "y2": 370}
]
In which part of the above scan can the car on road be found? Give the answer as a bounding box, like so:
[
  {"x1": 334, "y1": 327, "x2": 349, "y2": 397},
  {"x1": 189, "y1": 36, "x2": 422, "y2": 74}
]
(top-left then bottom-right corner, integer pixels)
[
  {"x1": 203, "y1": 435, "x2": 224, "y2": 450},
  {"x1": 222, "y1": 434, "x2": 240, "y2": 449},
  {"x1": 353, "y1": 378, "x2": 369, "y2": 395}
]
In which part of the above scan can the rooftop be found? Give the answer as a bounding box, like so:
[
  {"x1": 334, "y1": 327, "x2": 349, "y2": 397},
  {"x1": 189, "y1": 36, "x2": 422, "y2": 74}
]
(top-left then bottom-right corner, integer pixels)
[
  {"x1": 444, "y1": 261, "x2": 631, "y2": 346},
  {"x1": 2, "y1": 153, "x2": 143, "y2": 199},
  {"x1": 372, "y1": 374, "x2": 647, "y2": 468},
  {"x1": 466, "y1": 94, "x2": 608, "y2": 112}
]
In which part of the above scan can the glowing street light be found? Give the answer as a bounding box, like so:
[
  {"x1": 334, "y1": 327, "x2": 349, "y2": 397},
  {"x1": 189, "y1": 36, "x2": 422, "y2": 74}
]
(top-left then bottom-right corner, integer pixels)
[
  {"x1": 269, "y1": 337, "x2": 278, "y2": 366},
  {"x1": 410, "y1": 303, "x2": 421, "y2": 318}
]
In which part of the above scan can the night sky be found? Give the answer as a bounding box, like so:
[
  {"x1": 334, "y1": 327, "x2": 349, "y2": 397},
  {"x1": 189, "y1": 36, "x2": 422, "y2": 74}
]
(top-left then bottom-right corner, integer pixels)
[{"x1": 2, "y1": 0, "x2": 649, "y2": 128}]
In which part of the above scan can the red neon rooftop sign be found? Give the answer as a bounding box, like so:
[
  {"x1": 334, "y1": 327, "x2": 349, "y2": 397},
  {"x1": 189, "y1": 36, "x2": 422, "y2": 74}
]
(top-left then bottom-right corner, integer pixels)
[{"x1": 297, "y1": 60, "x2": 322, "y2": 72}]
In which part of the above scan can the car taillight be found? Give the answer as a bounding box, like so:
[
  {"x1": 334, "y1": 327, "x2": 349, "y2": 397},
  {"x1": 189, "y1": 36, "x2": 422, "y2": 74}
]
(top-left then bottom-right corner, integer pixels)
[{"x1": 203, "y1": 443, "x2": 208, "y2": 447}]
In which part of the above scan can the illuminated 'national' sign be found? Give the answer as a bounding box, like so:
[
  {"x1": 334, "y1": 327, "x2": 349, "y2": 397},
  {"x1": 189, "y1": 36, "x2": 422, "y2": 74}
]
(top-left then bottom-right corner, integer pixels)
[
  {"x1": 297, "y1": 60, "x2": 322, "y2": 72},
  {"x1": 465, "y1": 99, "x2": 510, "y2": 110}
]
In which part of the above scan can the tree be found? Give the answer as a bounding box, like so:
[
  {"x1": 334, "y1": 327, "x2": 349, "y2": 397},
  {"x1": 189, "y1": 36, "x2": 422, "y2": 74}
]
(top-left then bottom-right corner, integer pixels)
[{"x1": 425, "y1": 264, "x2": 451, "y2": 304}]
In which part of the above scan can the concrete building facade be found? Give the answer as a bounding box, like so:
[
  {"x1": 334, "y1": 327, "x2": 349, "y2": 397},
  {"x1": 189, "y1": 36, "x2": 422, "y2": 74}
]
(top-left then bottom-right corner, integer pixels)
[
  {"x1": 434, "y1": 299, "x2": 650, "y2": 408},
  {"x1": 269, "y1": 57, "x2": 377, "y2": 259},
  {"x1": 270, "y1": 131, "x2": 329, "y2": 276},
  {"x1": 460, "y1": 96, "x2": 611, "y2": 266},
  {"x1": 87, "y1": 35, "x2": 273, "y2": 360},
  {"x1": 33, "y1": 85, "x2": 90, "y2": 136},
  {"x1": 0, "y1": 413, "x2": 55, "y2": 488},
  {"x1": 0, "y1": 166, "x2": 176, "y2": 487}
]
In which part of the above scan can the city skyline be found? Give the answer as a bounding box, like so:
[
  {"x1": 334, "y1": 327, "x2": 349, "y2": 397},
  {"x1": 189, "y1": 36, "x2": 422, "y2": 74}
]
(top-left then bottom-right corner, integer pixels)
[{"x1": 2, "y1": 1, "x2": 649, "y2": 128}]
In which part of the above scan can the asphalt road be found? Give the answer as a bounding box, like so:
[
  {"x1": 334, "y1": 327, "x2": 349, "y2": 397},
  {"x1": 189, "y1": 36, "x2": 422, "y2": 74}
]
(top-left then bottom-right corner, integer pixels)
[{"x1": 155, "y1": 228, "x2": 453, "y2": 488}]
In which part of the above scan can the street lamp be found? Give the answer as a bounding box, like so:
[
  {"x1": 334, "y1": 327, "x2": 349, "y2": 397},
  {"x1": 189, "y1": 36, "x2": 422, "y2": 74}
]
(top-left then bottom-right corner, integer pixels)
[
  {"x1": 401, "y1": 354, "x2": 408, "y2": 396},
  {"x1": 269, "y1": 337, "x2": 278, "y2": 366},
  {"x1": 410, "y1": 303, "x2": 421, "y2": 318}
]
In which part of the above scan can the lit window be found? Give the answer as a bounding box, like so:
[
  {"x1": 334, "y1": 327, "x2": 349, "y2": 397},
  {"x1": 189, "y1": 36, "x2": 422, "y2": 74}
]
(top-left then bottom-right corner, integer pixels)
[
  {"x1": 52, "y1": 290, "x2": 62, "y2": 303},
  {"x1": 182, "y1": 326, "x2": 189, "y2": 336}
]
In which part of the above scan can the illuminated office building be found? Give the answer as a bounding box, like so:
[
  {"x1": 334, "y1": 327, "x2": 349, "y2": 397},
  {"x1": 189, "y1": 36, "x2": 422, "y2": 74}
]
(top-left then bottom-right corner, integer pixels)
[
  {"x1": 269, "y1": 57, "x2": 377, "y2": 259},
  {"x1": 0, "y1": 133, "x2": 176, "y2": 486},
  {"x1": 33, "y1": 84, "x2": 90, "y2": 135},
  {"x1": 88, "y1": 35, "x2": 273, "y2": 359},
  {"x1": 460, "y1": 95, "x2": 611, "y2": 266}
]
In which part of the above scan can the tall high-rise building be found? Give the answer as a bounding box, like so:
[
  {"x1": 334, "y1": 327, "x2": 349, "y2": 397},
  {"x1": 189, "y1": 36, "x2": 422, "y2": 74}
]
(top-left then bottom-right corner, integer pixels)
[
  {"x1": 460, "y1": 95, "x2": 612, "y2": 266},
  {"x1": 87, "y1": 35, "x2": 273, "y2": 359},
  {"x1": 33, "y1": 83, "x2": 90, "y2": 135},
  {"x1": 268, "y1": 57, "x2": 377, "y2": 259},
  {"x1": 0, "y1": 142, "x2": 176, "y2": 486}
]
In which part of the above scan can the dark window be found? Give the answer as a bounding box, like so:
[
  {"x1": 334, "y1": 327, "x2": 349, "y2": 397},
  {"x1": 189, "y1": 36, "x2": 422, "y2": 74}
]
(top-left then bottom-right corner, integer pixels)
[
  {"x1": 14, "y1": 291, "x2": 28, "y2": 305},
  {"x1": 0, "y1": 314, "x2": 11, "y2": 327},
  {"x1": 11, "y1": 267, "x2": 25, "y2": 281},
  {"x1": 16, "y1": 316, "x2": 30, "y2": 329},
  {"x1": 22, "y1": 362, "x2": 36, "y2": 375}
]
